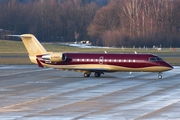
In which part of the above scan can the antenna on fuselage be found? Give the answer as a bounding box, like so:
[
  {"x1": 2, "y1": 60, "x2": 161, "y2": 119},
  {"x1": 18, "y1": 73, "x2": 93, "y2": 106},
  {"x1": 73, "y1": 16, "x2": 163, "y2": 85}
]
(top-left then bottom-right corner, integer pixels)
[{"x1": 134, "y1": 51, "x2": 137, "y2": 54}]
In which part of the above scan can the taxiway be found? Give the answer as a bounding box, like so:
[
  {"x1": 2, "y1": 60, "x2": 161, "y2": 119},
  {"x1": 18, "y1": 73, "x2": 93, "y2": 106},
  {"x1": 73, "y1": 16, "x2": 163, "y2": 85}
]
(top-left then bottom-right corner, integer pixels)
[{"x1": 0, "y1": 65, "x2": 180, "y2": 120}]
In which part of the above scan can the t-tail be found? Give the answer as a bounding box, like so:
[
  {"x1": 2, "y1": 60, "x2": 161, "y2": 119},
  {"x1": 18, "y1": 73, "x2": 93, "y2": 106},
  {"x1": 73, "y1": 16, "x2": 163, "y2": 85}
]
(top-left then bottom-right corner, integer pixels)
[
  {"x1": 16, "y1": 34, "x2": 65, "y2": 67},
  {"x1": 19, "y1": 34, "x2": 47, "y2": 64}
]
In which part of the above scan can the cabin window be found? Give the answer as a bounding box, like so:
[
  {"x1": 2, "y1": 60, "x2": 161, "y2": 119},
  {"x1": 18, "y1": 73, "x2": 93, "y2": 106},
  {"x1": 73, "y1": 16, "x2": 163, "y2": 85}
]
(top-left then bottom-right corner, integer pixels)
[
  {"x1": 129, "y1": 60, "x2": 131, "y2": 62},
  {"x1": 133, "y1": 60, "x2": 135, "y2": 62},
  {"x1": 82, "y1": 59, "x2": 84, "y2": 61},
  {"x1": 114, "y1": 59, "x2": 117, "y2": 62},
  {"x1": 119, "y1": 59, "x2": 121, "y2": 62},
  {"x1": 77, "y1": 59, "x2": 80, "y2": 61},
  {"x1": 91, "y1": 59, "x2": 93, "y2": 62},
  {"x1": 124, "y1": 59, "x2": 126, "y2": 62}
]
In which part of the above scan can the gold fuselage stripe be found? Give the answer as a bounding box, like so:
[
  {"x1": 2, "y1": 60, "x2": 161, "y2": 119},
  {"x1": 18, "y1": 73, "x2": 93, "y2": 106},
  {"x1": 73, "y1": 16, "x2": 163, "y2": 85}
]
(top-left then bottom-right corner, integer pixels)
[{"x1": 40, "y1": 63, "x2": 172, "y2": 72}]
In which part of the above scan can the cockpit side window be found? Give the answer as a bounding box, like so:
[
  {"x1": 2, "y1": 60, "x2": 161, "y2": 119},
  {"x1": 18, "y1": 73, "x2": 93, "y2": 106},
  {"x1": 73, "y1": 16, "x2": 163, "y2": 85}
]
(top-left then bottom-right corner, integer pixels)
[
  {"x1": 149, "y1": 57, "x2": 156, "y2": 61},
  {"x1": 156, "y1": 57, "x2": 163, "y2": 61},
  {"x1": 149, "y1": 57, "x2": 163, "y2": 61}
]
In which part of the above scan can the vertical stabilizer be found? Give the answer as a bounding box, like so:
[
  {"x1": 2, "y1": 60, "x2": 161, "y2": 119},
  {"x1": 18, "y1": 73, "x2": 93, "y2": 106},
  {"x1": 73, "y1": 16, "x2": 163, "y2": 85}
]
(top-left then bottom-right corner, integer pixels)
[
  {"x1": 19, "y1": 34, "x2": 47, "y2": 64},
  {"x1": 20, "y1": 34, "x2": 47, "y2": 56}
]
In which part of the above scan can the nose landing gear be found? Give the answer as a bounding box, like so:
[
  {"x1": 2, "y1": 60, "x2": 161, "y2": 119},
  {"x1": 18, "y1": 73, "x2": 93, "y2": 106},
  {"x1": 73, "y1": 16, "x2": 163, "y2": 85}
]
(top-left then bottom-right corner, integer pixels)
[{"x1": 158, "y1": 72, "x2": 162, "y2": 79}]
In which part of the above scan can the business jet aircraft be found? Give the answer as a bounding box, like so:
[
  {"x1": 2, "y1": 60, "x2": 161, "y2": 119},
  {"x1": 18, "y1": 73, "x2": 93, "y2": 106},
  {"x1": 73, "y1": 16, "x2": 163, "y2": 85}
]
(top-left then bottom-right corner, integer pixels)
[{"x1": 15, "y1": 34, "x2": 173, "y2": 79}]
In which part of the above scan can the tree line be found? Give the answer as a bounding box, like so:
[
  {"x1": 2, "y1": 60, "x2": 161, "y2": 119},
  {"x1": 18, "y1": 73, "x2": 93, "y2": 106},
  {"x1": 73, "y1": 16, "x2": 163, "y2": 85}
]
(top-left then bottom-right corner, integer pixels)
[
  {"x1": 1, "y1": 0, "x2": 180, "y2": 47},
  {"x1": 0, "y1": 0, "x2": 100, "y2": 42}
]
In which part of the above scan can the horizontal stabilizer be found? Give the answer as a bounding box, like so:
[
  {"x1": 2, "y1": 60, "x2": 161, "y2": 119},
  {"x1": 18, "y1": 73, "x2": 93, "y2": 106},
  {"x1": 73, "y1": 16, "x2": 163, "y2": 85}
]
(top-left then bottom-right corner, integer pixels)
[{"x1": 6, "y1": 35, "x2": 21, "y2": 37}]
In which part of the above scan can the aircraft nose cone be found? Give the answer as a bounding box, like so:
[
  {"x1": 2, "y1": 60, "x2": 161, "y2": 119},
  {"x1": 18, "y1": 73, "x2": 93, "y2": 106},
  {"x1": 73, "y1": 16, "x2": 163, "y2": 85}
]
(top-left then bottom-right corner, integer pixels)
[
  {"x1": 170, "y1": 65, "x2": 173, "y2": 69},
  {"x1": 158, "y1": 62, "x2": 173, "y2": 71},
  {"x1": 165, "y1": 63, "x2": 173, "y2": 70}
]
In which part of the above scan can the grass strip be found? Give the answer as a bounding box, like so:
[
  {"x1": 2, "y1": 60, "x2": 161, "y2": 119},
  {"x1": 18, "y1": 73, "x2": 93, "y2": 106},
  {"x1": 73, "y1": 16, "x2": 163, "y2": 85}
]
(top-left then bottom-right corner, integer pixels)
[{"x1": 0, "y1": 39, "x2": 180, "y2": 65}]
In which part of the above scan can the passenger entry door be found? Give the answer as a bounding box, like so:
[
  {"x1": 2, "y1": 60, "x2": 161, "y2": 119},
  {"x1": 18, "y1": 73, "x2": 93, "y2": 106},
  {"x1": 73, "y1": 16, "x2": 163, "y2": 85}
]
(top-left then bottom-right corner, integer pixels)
[{"x1": 99, "y1": 56, "x2": 104, "y2": 64}]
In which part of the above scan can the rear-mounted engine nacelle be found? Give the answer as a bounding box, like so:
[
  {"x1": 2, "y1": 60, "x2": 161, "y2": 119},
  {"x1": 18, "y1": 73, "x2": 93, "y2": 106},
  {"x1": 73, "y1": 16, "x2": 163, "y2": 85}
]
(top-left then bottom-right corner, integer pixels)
[{"x1": 42, "y1": 53, "x2": 66, "y2": 62}]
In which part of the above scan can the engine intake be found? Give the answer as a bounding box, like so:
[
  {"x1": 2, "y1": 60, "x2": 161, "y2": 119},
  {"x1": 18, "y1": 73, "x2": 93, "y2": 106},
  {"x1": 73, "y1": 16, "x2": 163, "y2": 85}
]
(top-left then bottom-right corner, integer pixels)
[{"x1": 42, "y1": 53, "x2": 66, "y2": 62}]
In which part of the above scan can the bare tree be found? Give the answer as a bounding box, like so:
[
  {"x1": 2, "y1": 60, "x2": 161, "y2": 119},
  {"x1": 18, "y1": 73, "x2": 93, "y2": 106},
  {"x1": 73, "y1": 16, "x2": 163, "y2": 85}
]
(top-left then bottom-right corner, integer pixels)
[{"x1": 74, "y1": 31, "x2": 80, "y2": 43}]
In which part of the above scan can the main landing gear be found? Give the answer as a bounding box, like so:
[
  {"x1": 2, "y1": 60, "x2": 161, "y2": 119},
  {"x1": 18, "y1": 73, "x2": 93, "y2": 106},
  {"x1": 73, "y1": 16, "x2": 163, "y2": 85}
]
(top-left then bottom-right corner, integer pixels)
[
  {"x1": 158, "y1": 72, "x2": 162, "y2": 79},
  {"x1": 94, "y1": 72, "x2": 101, "y2": 77},
  {"x1": 84, "y1": 72, "x2": 91, "y2": 77},
  {"x1": 84, "y1": 72, "x2": 103, "y2": 77}
]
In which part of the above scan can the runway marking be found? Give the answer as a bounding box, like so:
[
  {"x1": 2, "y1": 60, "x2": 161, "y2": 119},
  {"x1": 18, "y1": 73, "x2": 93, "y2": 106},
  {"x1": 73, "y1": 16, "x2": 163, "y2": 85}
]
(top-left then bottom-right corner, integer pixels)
[
  {"x1": 0, "y1": 66, "x2": 15, "y2": 69},
  {"x1": 0, "y1": 79, "x2": 120, "y2": 119},
  {"x1": 1, "y1": 76, "x2": 178, "y2": 119},
  {"x1": 76, "y1": 79, "x2": 180, "y2": 120},
  {"x1": 18, "y1": 80, "x2": 154, "y2": 118},
  {"x1": 0, "y1": 79, "x2": 117, "y2": 108},
  {"x1": 23, "y1": 77, "x2": 179, "y2": 119},
  {"x1": 0, "y1": 77, "x2": 60, "y2": 99},
  {"x1": 133, "y1": 85, "x2": 180, "y2": 119},
  {"x1": 0, "y1": 89, "x2": 14, "y2": 91},
  {"x1": 0, "y1": 68, "x2": 52, "y2": 77},
  {"x1": 26, "y1": 81, "x2": 53, "y2": 84},
  {"x1": 0, "y1": 78, "x2": 152, "y2": 119},
  {"x1": 0, "y1": 65, "x2": 179, "y2": 119}
]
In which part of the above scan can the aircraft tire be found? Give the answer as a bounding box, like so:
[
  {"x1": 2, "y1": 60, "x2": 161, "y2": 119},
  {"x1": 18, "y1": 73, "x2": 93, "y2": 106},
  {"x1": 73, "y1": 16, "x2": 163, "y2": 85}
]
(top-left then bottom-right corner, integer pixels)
[
  {"x1": 94, "y1": 72, "x2": 101, "y2": 77},
  {"x1": 158, "y1": 72, "x2": 162, "y2": 79},
  {"x1": 84, "y1": 73, "x2": 90, "y2": 77},
  {"x1": 158, "y1": 75, "x2": 162, "y2": 79}
]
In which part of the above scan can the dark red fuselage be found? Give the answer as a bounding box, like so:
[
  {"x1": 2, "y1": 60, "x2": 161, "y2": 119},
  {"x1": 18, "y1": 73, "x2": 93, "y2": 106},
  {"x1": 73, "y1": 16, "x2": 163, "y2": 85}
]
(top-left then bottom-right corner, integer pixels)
[
  {"x1": 37, "y1": 53, "x2": 173, "y2": 73},
  {"x1": 17, "y1": 34, "x2": 173, "y2": 78}
]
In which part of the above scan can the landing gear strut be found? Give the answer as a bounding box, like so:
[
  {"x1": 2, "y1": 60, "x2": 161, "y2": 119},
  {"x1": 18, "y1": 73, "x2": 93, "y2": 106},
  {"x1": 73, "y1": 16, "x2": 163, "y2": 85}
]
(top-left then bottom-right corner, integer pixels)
[{"x1": 158, "y1": 72, "x2": 162, "y2": 79}]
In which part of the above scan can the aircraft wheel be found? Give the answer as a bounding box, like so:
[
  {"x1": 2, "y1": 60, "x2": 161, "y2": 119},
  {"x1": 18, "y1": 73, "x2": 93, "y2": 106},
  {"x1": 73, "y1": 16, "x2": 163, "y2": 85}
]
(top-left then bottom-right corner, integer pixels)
[
  {"x1": 94, "y1": 72, "x2": 101, "y2": 77},
  {"x1": 84, "y1": 72, "x2": 91, "y2": 77},
  {"x1": 158, "y1": 75, "x2": 162, "y2": 79},
  {"x1": 158, "y1": 72, "x2": 162, "y2": 79}
]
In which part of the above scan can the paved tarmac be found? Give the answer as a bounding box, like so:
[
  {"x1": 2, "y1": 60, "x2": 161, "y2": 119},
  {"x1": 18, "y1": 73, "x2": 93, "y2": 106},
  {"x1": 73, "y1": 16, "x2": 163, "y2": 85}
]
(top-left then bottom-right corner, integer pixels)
[{"x1": 0, "y1": 65, "x2": 180, "y2": 120}]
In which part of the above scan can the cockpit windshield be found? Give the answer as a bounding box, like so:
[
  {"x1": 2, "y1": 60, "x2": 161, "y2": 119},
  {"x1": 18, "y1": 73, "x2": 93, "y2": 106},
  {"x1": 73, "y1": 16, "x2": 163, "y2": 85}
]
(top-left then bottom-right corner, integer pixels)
[{"x1": 149, "y1": 57, "x2": 163, "y2": 61}]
